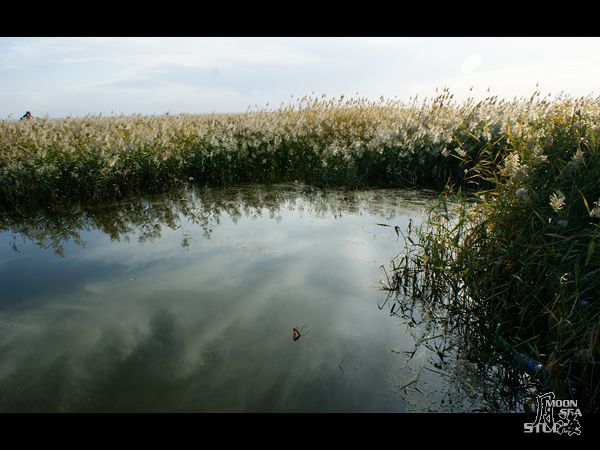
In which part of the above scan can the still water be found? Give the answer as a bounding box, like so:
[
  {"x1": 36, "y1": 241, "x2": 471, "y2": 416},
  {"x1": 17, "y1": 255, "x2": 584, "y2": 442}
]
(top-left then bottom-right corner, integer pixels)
[{"x1": 0, "y1": 184, "x2": 490, "y2": 412}]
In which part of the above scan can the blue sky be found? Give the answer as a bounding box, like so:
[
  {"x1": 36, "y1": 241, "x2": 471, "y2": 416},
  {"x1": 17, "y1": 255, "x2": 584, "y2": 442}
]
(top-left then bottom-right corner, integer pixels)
[{"x1": 1, "y1": 37, "x2": 599, "y2": 118}]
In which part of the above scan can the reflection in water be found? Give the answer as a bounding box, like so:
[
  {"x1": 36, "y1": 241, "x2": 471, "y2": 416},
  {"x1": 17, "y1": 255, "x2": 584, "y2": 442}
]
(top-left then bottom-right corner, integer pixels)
[
  {"x1": 1, "y1": 184, "x2": 430, "y2": 256},
  {"x1": 377, "y1": 288, "x2": 538, "y2": 412},
  {"x1": 0, "y1": 184, "x2": 489, "y2": 412}
]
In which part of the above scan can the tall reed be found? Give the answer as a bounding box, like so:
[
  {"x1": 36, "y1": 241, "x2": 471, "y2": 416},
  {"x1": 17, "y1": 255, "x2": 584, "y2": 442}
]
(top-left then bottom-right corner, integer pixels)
[
  {"x1": 3, "y1": 90, "x2": 594, "y2": 210},
  {"x1": 385, "y1": 101, "x2": 600, "y2": 412}
]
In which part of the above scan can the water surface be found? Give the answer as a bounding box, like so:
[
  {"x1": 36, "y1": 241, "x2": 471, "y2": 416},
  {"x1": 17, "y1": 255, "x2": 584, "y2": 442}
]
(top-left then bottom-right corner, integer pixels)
[{"x1": 0, "y1": 184, "x2": 490, "y2": 412}]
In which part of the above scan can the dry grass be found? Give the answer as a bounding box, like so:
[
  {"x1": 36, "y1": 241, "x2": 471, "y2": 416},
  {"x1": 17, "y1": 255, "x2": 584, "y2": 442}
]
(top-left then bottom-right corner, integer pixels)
[{"x1": 3, "y1": 90, "x2": 598, "y2": 209}]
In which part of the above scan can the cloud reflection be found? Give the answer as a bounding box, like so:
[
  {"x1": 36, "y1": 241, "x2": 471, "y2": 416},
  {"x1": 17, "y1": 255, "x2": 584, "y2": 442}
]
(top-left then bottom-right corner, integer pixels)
[{"x1": 0, "y1": 185, "x2": 433, "y2": 411}]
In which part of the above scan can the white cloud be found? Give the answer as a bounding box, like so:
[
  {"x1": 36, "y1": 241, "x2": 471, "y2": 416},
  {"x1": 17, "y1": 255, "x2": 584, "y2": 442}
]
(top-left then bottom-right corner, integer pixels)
[
  {"x1": 407, "y1": 56, "x2": 600, "y2": 101},
  {"x1": 461, "y1": 54, "x2": 482, "y2": 74},
  {"x1": 0, "y1": 37, "x2": 327, "y2": 71}
]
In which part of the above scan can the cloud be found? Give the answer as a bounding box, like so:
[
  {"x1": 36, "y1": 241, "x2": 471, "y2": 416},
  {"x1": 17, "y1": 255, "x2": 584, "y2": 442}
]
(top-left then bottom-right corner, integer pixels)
[
  {"x1": 406, "y1": 56, "x2": 600, "y2": 101},
  {"x1": 461, "y1": 54, "x2": 482, "y2": 74},
  {"x1": 0, "y1": 37, "x2": 328, "y2": 72},
  {"x1": 1, "y1": 37, "x2": 600, "y2": 117}
]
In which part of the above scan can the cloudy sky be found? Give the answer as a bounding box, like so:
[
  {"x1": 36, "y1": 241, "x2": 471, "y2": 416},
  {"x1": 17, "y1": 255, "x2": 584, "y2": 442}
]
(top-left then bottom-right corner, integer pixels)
[{"x1": 1, "y1": 37, "x2": 599, "y2": 118}]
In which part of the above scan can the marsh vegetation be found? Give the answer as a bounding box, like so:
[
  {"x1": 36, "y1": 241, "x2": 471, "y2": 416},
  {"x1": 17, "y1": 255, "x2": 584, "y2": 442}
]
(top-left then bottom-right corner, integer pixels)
[
  {"x1": 1, "y1": 90, "x2": 599, "y2": 411},
  {"x1": 383, "y1": 101, "x2": 600, "y2": 412},
  {"x1": 3, "y1": 90, "x2": 592, "y2": 209}
]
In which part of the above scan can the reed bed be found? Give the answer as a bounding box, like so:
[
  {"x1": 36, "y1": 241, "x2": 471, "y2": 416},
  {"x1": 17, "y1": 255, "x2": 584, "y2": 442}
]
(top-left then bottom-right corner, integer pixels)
[
  {"x1": 385, "y1": 101, "x2": 600, "y2": 412},
  {"x1": 2, "y1": 89, "x2": 590, "y2": 210}
]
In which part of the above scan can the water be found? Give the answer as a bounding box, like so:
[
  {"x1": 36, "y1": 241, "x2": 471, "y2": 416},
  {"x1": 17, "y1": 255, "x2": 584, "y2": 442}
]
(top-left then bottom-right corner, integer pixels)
[{"x1": 0, "y1": 184, "x2": 492, "y2": 412}]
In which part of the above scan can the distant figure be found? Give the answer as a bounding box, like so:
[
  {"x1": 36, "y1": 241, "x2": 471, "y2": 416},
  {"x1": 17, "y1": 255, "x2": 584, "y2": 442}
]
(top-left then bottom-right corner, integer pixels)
[{"x1": 20, "y1": 111, "x2": 33, "y2": 121}]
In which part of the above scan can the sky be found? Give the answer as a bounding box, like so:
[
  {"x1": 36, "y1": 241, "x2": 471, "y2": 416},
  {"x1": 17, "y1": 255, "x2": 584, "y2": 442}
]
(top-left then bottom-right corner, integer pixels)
[{"x1": 1, "y1": 37, "x2": 599, "y2": 118}]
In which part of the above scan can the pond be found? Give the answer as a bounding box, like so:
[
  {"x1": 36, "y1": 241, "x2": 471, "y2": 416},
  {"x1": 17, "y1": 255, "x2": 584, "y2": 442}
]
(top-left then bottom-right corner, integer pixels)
[{"x1": 0, "y1": 184, "x2": 497, "y2": 412}]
